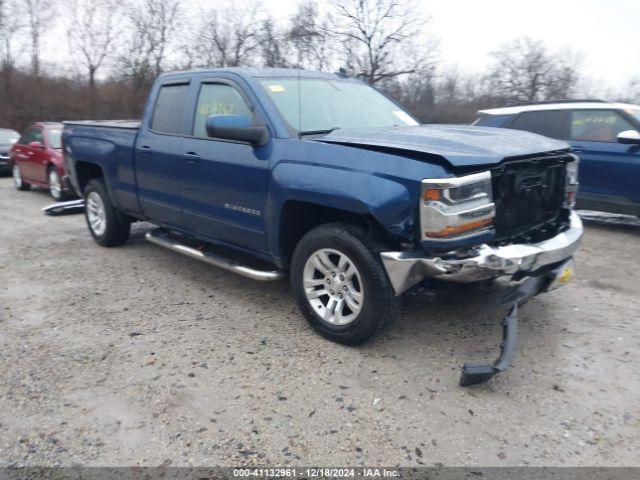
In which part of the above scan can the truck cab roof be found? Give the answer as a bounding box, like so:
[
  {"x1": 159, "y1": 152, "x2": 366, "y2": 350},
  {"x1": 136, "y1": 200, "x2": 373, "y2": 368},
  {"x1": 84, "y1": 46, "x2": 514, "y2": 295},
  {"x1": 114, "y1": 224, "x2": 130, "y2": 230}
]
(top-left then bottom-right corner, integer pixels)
[{"x1": 157, "y1": 67, "x2": 347, "y2": 82}]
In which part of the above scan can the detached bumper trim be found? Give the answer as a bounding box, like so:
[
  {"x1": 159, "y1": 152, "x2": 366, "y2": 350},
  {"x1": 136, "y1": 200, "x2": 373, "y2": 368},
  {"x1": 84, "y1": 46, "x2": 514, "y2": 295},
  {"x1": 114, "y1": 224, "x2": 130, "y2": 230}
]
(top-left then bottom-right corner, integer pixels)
[{"x1": 381, "y1": 211, "x2": 584, "y2": 295}]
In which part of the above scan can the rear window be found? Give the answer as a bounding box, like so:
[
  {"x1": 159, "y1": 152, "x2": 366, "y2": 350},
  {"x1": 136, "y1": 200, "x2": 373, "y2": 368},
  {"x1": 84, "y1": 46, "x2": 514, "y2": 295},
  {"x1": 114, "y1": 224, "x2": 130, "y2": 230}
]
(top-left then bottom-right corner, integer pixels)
[
  {"x1": 473, "y1": 114, "x2": 512, "y2": 127},
  {"x1": 151, "y1": 84, "x2": 190, "y2": 134},
  {"x1": 18, "y1": 127, "x2": 44, "y2": 145},
  {"x1": 508, "y1": 110, "x2": 568, "y2": 139}
]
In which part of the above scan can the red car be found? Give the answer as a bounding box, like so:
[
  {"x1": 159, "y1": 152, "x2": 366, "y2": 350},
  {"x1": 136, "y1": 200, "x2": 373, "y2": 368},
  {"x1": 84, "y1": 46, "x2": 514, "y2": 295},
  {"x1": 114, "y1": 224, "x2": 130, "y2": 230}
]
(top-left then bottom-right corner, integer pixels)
[{"x1": 10, "y1": 122, "x2": 75, "y2": 200}]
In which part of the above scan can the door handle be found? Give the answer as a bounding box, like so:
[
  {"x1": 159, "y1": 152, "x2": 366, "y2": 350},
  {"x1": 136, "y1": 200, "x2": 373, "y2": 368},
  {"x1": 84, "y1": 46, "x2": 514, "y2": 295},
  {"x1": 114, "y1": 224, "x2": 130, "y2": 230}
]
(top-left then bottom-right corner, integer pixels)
[
  {"x1": 139, "y1": 146, "x2": 152, "y2": 156},
  {"x1": 182, "y1": 152, "x2": 200, "y2": 163}
]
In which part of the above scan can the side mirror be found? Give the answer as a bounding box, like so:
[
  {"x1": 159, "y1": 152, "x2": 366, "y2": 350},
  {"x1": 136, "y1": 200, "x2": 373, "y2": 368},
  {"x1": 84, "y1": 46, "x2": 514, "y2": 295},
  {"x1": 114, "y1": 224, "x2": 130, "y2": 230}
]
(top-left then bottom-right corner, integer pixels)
[
  {"x1": 205, "y1": 114, "x2": 268, "y2": 147},
  {"x1": 617, "y1": 130, "x2": 640, "y2": 145},
  {"x1": 29, "y1": 141, "x2": 45, "y2": 149}
]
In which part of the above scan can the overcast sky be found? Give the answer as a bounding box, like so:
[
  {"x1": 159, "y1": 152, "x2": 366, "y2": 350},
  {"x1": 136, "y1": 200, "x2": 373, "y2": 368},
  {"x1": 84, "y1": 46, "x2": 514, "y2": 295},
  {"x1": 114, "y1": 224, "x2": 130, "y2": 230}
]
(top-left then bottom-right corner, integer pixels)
[
  {"x1": 43, "y1": 0, "x2": 638, "y2": 93},
  {"x1": 259, "y1": 0, "x2": 639, "y2": 92}
]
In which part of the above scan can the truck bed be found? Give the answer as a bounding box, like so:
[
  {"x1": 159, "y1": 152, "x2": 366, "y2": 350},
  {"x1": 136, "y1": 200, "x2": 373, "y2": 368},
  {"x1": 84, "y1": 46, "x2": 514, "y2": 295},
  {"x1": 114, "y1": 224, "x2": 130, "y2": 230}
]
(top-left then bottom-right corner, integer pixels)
[{"x1": 63, "y1": 120, "x2": 141, "y2": 217}]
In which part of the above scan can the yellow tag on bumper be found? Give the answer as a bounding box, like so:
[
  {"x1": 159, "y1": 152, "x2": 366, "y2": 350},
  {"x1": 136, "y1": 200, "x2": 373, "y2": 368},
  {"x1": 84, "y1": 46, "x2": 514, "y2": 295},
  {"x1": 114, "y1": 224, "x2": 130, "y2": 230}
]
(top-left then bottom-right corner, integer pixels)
[{"x1": 548, "y1": 260, "x2": 575, "y2": 291}]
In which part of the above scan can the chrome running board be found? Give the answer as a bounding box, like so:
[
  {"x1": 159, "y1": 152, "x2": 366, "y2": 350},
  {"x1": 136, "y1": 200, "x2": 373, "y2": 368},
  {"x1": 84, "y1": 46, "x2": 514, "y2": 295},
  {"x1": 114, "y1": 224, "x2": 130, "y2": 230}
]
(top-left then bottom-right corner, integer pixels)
[{"x1": 145, "y1": 228, "x2": 286, "y2": 282}]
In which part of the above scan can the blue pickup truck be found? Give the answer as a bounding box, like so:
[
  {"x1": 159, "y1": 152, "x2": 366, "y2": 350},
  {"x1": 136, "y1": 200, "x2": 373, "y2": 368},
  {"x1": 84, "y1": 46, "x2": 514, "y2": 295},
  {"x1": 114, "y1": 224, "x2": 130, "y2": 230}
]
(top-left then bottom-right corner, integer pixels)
[{"x1": 63, "y1": 68, "x2": 583, "y2": 385}]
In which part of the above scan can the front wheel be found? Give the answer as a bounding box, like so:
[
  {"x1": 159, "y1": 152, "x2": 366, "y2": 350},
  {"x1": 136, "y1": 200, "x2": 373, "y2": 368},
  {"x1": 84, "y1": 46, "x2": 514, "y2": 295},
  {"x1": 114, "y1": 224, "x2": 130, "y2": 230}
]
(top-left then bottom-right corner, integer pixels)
[
  {"x1": 13, "y1": 164, "x2": 30, "y2": 191},
  {"x1": 84, "y1": 179, "x2": 131, "y2": 247},
  {"x1": 290, "y1": 222, "x2": 398, "y2": 345}
]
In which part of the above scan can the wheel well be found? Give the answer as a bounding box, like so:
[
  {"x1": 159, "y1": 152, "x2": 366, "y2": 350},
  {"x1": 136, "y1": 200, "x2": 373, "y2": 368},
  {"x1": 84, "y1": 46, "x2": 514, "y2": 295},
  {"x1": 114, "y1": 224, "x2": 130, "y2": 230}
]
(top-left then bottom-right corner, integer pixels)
[
  {"x1": 75, "y1": 161, "x2": 104, "y2": 193},
  {"x1": 278, "y1": 201, "x2": 391, "y2": 268}
]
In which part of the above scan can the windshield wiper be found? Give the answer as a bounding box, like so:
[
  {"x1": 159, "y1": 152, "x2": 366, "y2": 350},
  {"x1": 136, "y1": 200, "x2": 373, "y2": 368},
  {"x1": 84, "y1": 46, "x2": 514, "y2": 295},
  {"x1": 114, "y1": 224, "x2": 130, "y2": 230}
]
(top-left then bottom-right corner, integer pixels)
[{"x1": 299, "y1": 128, "x2": 340, "y2": 137}]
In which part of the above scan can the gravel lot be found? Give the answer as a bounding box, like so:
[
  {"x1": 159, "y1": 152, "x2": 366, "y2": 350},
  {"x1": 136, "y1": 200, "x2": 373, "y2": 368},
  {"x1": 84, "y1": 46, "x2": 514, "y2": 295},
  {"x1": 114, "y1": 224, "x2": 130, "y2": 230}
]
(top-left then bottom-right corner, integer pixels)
[{"x1": 0, "y1": 176, "x2": 638, "y2": 467}]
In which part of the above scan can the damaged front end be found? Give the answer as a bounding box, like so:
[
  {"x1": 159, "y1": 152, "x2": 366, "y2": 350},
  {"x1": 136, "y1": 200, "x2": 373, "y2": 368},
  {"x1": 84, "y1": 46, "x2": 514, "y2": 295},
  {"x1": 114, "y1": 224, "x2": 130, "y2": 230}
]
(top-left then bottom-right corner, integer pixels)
[
  {"x1": 459, "y1": 258, "x2": 574, "y2": 386},
  {"x1": 381, "y1": 152, "x2": 582, "y2": 386}
]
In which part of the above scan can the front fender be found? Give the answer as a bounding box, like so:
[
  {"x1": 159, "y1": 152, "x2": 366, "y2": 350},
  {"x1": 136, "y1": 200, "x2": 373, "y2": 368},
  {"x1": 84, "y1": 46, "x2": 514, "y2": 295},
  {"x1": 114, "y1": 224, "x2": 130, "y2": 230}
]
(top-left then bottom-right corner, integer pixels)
[{"x1": 269, "y1": 161, "x2": 418, "y2": 257}]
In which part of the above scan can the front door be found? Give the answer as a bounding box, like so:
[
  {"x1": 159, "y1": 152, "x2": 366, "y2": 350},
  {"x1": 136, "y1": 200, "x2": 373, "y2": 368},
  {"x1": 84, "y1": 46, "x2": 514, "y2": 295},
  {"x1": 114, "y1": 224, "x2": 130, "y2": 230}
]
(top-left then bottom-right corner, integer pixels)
[
  {"x1": 180, "y1": 79, "x2": 271, "y2": 253},
  {"x1": 569, "y1": 109, "x2": 640, "y2": 214},
  {"x1": 15, "y1": 127, "x2": 45, "y2": 181}
]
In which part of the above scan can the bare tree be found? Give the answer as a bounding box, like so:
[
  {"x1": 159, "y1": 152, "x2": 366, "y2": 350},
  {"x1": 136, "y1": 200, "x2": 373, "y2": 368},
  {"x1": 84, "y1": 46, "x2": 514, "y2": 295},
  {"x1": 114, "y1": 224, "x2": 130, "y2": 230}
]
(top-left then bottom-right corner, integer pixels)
[
  {"x1": 23, "y1": 0, "x2": 55, "y2": 76},
  {"x1": 65, "y1": 0, "x2": 121, "y2": 87},
  {"x1": 121, "y1": 0, "x2": 182, "y2": 78},
  {"x1": 626, "y1": 77, "x2": 640, "y2": 103},
  {"x1": 115, "y1": 0, "x2": 181, "y2": 115},
  {"x1": 487, "y1": 37, "x2": 582, "y2": 101},
  {"x1": 288, "y1": 2, "x2": 334, "y2": 70},
  {"x1": 327, "y1": 0, "x2": 436, "y2": 84},
  {"x1": 260, "y1": 18, "x2": 289, "y2": 68},
  {"x1": 190, "y1": 1, "x2": 263, "y2": 68},
  {"x1": 0, "y1": 0, "x2": 21, "y2": 72}
]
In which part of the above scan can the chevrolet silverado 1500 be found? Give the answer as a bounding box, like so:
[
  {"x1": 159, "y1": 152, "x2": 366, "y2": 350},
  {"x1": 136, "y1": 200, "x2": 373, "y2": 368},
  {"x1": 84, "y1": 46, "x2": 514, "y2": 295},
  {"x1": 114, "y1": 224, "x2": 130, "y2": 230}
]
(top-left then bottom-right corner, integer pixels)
[{"x1": 62, "y1": 68, "x2": 583, "y2": 385}]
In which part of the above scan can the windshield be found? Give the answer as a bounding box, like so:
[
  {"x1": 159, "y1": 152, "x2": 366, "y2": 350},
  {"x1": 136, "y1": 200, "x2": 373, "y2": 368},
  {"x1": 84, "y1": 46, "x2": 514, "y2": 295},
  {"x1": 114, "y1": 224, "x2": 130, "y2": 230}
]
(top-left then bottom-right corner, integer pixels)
[
  {"x1": 259, "y1": 77, "x2": 419, "y2": 133},
  {"x1": 48, "y1": 129, "x2": 62, "y2": 149},
  {"x1": 0, "y1": 130, "x2": 19, "y2": 144}
]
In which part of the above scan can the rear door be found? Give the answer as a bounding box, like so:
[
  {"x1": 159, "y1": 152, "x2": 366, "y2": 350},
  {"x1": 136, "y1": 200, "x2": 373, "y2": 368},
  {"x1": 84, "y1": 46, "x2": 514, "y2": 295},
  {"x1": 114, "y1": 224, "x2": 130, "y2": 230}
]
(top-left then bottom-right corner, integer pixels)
[
  {"x1": 134, "y1": 80, "x2": 190, "y2": 228},
  {"x1": 179, "y1": 76, "x2": 271, "y2": 253},
  {"x1": 568, "y1": 109, "x2": 640, "y2": 213},
  {"x1": 32, "y1": 127, "x2": 58, "y2": 183}
]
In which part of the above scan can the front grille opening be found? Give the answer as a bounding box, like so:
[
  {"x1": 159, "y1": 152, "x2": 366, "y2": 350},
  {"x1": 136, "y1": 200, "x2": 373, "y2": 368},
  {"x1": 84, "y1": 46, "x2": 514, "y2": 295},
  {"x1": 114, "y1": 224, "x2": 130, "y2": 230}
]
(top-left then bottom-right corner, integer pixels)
[{"x1": 491, "y1": 155, "x2": 571, "y2": 244}]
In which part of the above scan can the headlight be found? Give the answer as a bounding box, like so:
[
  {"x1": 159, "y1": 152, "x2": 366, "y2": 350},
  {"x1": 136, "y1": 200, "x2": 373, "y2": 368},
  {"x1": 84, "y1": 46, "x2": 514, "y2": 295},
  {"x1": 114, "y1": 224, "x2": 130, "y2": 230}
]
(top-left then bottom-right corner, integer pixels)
[
  {"x1": 420, "y1": 171, "x2": 495, "y2": 241},
  {"x1": 564, "y1": 154, "x2": 579, "y2": 208}
]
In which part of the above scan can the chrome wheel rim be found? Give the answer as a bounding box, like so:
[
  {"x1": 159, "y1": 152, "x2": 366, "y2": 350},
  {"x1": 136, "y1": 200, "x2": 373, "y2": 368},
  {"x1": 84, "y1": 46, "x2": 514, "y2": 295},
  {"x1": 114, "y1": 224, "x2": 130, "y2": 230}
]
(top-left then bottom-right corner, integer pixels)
[
  {"x1": 86, "y1": 191, "x2": 107, "y2": 236},
  {"x1": 13, "y1": 164, "x2": 22, "y2": 188},
  {"x1": 303, "y1": 248, "x2": 364, "y2": 325},
  {"x1": 49, "y1": 169, "x2": 62, "y2": 199}
]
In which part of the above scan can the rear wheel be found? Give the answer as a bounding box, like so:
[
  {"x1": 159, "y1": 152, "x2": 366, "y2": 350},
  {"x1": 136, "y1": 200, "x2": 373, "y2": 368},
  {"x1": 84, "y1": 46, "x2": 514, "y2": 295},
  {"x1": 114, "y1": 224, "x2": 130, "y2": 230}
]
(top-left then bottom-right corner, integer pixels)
[
  {"x1": 13, "y1": 164, "x2": 30, "y2": 191},
  {"x1": 84, "y1": 179, "x2": 131, "y2": 247},
  {"x1": 290, "y1": 222, "x2": 398, "y2": 345},
  {"x1": 48, "y1": 166, "x2": 66, "y2": 201}
]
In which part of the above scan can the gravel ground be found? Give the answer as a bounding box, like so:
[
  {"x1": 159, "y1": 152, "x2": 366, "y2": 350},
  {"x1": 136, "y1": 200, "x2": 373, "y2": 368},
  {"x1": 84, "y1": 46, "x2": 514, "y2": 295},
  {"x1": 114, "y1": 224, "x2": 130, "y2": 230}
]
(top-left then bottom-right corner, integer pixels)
[{"x1": 0, "y1": 177, "x2": 638, "y2": 467}]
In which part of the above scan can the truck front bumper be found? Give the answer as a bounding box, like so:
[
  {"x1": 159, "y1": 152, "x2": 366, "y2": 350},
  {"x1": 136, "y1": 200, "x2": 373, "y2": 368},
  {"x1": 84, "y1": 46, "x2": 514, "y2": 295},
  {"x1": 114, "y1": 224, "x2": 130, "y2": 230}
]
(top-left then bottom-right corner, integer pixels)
[{"x1": 381, "y1": 211, "x2": 584, "y2": 295}]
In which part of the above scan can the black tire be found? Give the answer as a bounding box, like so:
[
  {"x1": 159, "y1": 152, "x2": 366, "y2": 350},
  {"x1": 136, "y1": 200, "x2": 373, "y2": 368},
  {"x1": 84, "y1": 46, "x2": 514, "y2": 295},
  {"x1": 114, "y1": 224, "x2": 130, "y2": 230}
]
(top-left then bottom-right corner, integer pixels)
[
  {"x1": 47, "y1": 165, "x2": 68, "y2": 201},
  {"x1": 84, "y1": 178, "x2": 131, "y2": 247},
  {"x1": 290, "y1": 222, "x2": 398, "y2": 346},
  {"x1": 12, "y1": 164, "x2": 31, "y2": 191}
]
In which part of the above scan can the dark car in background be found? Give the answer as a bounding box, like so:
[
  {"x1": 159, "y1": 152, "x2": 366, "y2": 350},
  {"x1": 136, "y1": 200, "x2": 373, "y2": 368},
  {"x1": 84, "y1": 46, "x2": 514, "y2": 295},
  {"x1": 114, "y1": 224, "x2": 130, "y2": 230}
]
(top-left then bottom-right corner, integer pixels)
[
  {"x1": 0, "y1": 128, "x2": 20, "y2": 174},
  {"x1": 474, "y1": 100, "x2": 640, "y2": 217},
  {"x1": 10, "y1": 122, "x2": 75, "y2": 200}
]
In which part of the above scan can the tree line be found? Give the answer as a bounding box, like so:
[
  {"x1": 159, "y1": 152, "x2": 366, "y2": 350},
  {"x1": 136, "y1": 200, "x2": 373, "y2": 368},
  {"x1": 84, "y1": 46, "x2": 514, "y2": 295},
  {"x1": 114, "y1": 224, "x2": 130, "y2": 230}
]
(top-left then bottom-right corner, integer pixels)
[{"x1": 0, "y1": 0, "x2": 637, "y2": 131}]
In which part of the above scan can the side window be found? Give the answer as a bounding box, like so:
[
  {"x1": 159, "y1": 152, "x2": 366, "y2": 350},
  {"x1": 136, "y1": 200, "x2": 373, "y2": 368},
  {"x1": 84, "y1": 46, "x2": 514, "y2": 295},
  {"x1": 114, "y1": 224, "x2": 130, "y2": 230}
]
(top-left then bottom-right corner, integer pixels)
[
  {"x1": 569, "y1": 110, "x2": 635, "y2": 143},
  {"x1": 48, "y1": 129, "x2": 62, "y2": 149},
  {"x1": 33, "y1": 129, "x2": 44, "y2": 144},
  {"x1": 151, "y1": 83, "x2": 190, "y2": 134},
  {"x1": 19, "y1": 128, "x2": 43, "y2": 145},
  {"x1": 193, "y1": 83, "x2": 253, "y2": 138},
  {"x1": 508, "y1": 111, "x2": 568, "y2": 139}
]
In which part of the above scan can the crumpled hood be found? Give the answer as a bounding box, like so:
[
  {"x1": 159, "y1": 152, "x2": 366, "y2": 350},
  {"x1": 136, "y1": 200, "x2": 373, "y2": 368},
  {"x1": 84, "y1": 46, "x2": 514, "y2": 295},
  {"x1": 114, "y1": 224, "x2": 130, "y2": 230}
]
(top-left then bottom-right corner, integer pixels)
[{"x1": 316, "y1": 124, "x2": 570, "y2": 168}]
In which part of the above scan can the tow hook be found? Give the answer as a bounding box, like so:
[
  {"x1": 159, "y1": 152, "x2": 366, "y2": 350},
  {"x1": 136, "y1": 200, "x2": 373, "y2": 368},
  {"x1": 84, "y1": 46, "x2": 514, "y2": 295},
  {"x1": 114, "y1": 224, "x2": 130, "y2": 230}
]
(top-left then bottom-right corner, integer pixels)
[{"x1": 459, "y1": 275, "x2": 544, "y2": 387}]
